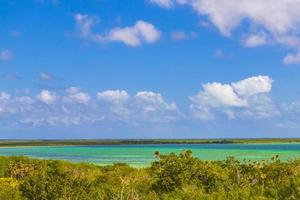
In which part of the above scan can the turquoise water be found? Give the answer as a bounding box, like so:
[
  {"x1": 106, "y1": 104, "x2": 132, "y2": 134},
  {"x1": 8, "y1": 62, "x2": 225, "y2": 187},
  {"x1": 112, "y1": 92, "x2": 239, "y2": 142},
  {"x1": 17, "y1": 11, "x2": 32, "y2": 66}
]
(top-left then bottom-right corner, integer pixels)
[{"x1": 0, "y1": 143, "x2": 300, "y2": 167}]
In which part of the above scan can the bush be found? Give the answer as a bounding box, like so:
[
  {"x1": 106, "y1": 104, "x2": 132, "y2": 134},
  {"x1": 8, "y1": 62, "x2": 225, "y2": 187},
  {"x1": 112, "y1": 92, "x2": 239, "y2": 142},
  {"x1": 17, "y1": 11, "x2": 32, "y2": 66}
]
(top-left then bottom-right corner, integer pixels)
[{"x1": 0, "y1": 152, "x2": 299, "y2": 200}]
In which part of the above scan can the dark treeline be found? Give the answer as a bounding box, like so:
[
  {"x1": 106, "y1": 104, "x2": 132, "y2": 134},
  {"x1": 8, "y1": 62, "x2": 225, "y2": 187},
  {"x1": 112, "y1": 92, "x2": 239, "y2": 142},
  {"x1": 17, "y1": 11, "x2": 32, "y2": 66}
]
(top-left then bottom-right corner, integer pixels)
[
  {"x1": 0, "y1": 151, "x2": 300, "y2": 200},
  {"x1": 1, "y1": 138, "x2": 300, "y2": 147}
]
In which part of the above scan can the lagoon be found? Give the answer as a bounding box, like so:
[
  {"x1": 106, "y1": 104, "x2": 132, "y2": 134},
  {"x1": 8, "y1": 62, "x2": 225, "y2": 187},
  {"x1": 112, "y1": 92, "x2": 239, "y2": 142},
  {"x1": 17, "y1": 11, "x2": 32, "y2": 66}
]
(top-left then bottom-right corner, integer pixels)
[{"x1": 0, "y1": 143, "x2": 300, "y2": 167}]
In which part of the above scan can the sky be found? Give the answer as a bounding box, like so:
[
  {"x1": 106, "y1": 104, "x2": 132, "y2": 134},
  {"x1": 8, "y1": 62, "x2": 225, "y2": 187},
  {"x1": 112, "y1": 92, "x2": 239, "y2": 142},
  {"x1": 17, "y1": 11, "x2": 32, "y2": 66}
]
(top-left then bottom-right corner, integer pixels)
[{"x1": 1, "y1": 0, "x2": 300, "y2": 139}]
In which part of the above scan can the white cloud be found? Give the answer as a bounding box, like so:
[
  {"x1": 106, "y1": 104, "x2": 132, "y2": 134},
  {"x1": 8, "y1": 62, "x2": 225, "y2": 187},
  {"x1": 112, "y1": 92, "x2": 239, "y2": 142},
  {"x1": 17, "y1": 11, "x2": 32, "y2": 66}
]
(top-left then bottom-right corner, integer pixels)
[
  {"x1": 93, "y1": 20, "x2": 161, "y2": 46},
  {"x1": 135, "y1": 91, "x2": 176, "y2": 112},
  {"x1": 0, "y1": 88, "x2": 180, "y2": 127},
  {"x1": 74, "y1": 14, "x2": 160, "y2": 47},
  {"x1": 37, "y1": 90, "x2": 57, "y2": 104},
  {"x1": 0, "y1": 50, "x2": 13, "y2": 61},
  {"x1": 134, "y1": 91, "x2": 178, "y2": 122},
  {"x1": 65, "y1": 87, "x2": 90, "y2": 104},
  {"x1": 153, "y1": 0, "x2": 300, "y2": 63},
  {"x1": 74, "y1": 13, "x2": 99, "y2": 38},
  {"x1": 243, "y1": 95, "x2": 280, "y2": 119},
  {"x1": 242, "y1": 32, "x2": 268, "y2": 47},
  {"x1": 97, "y1": 90, "x2": 130, "y2": 119},
  {"x1": 232, "y1": 75, "x2": 273, "y2": 96},
  {"x1": 97, "y1": 90, "x2": 129, "y2": 103},
  {"x1": 149, "y1": 0, "x2": 173, "y2": 8},
  {"x1": 283, "y1": 52, "x2": 300, "y2": 64},
  {"x1": 177, "y1": 0, "x2": 300, "y2": 36},
  {"x1": 0, "y1": 92, "x2": 11, "y2": 101},
  {"x1": 0, "y1": 82, "x2": 289, "y2": 129},
  {"x1": 190, "y1": 75, "x2": 278, "y2": 120},
  {"x1": 192, "y1": 82, "x2": 247, "y2": 108}
]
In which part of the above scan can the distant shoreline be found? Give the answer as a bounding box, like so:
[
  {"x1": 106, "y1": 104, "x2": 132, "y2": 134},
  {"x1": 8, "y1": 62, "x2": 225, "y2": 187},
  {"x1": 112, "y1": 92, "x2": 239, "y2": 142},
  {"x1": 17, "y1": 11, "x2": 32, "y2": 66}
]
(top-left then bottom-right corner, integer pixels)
[{"x1": 1, "y1": 138, "x2": 300, "y2": 147}]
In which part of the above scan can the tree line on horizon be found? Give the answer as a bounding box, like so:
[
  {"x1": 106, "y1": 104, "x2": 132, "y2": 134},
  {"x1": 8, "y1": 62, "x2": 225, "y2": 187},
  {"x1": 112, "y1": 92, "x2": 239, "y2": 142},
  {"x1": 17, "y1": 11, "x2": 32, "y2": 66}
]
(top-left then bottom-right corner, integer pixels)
[{"x1": 0, "y1": 151, "x2": 299, "y2": 200}]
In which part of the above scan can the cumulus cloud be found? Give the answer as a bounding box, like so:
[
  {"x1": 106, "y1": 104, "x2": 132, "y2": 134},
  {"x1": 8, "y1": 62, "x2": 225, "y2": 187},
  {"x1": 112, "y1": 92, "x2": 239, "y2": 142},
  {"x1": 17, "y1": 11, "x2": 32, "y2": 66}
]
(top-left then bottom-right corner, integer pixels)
[
  {"x1": 97, "y1": 90, "x2": 129, "y2": 103},
  {"x1": 74, "y1": 13, "x2": 161, "y2": 47},
  {"x1": 135, "y1": 91, "x2": 176, "y2": 112},
  {"x1": 0, "y1": 89, "x2": 179, "y2": 127},
  {"x1": 37, "y1": 90, "x2": 57, "y2": 104},
  {"x1": 0, "y1": 92, "x2": 12, "y2": 114},
  {"x1": 0, "y1": 50, "x2": 13, "y2": 61},
  {"x1": 190, "y1": 75, "x2": 278, "y2": 120},
  {"x1": 231, "y1": 75, "x2": 273, "y2": 96},
  {"x1": 93, "y1": 20, "x2": 161, "y2": 46},
  {"x1": 134, "y1": 91, "x2": 178, "y2": 122},
  {"x1": 192, "y1": 82, "x2": 247, "y2": 108},
  {"x1": 176, "y1": 0, "x2": 300, "y2": 36},
  {"x1": 65, "y1": 87, "x2": 90, "y2": 104},
  {"x1": 97, "y1": 90, "x2": 130, "y2": 119},
  {"x1": 1, "y1": 79, "x2": 296, "y2": 129},
  {"x1": 152, "y1": 0, "x2": 300, "y2": 64}
]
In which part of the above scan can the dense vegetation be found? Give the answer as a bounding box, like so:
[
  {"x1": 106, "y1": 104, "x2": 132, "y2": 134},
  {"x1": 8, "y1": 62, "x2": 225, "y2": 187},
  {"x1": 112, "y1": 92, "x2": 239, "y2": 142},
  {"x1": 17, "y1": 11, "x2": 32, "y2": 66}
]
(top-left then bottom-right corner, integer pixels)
[
  {"x1": 1, "y1": 138, "x2": 300, "y2": 147},
  {"x1": 0, "y1": 151, "x2": 300, "y2": 200}
]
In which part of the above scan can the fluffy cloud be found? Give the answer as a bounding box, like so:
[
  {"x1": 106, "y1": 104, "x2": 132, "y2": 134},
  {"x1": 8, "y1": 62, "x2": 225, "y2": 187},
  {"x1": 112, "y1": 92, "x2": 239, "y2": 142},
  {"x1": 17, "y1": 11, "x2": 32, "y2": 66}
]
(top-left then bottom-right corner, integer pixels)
[
  {"x1": 0, "y1": 50, "x2": 13, "y2": 61},
  {"x1": 96, "y1": 90, "x2": 178, "y2": 122},
  {"x1": 37, "y1": 90, "x2": 57, "y2": 104},
  {"x1": 1, "y1": 77, "x2": 294, "y2": 129},
  {"x1": 97, "y1": 90, "x2": 129, "y2": 103},
  {"x1": 176, "y1": 0, "x2": 300, "y2": 36},
  {"x1": 65, "y1": 87, "x2": 90, "y2": 104},
  {"x1": 152, "y1": 0, "x2": 300, "y2": 64},
  {"x1": 135, "y1": 91, "x2": 176, "y2": 112},
  {"x1": 0, "y1": 89, "x2": 179, "y2": 127},
  {"x1": 191, "y1": 82, "x2": 247, "y2": 108},
  {"x1": 93, "y1": 20, "x2": 161, "y2": 46},
  {"x1": 231, "y1": 75, "x2": 272, "y2": 96},
  {"x1": 134, "y1": 91, "x2": 178, "y2": 122},
  {"x1": 190, "y1": 75, "x2": 278, "y2": 120},
  {"x1": 97, "y1": 90, "x2": 130, "y2": 119},
  {"x1": 0, "y1": 92, "x2": 13, "y2": 114},
  {"x1": 0, "y1": 92, "x2": 11, "y2": 101},
  {"x1": 73, "y1": 14, "x2": 160, "y2": 47}
]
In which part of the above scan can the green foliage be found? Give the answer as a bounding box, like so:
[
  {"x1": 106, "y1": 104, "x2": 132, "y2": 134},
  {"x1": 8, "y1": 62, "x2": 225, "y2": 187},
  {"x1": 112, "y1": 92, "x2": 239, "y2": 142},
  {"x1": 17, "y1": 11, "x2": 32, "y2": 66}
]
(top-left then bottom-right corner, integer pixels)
[
  {"x1": 1, "y1": 138, "x2": 300, "y2": 147},
  {"x1": 0, "y1": 177, "x2": 25, "y2": 200},
  {"x1": 0, "y1": 151, "x2": 300, "y2": 200}
]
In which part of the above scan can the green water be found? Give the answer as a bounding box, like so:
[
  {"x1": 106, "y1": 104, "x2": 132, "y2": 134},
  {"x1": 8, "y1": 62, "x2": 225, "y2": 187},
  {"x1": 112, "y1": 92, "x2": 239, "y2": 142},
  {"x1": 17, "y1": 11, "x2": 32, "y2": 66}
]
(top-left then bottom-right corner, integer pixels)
[{"x1": 0, "y1": 143, "x2": 300, "y2": 167}]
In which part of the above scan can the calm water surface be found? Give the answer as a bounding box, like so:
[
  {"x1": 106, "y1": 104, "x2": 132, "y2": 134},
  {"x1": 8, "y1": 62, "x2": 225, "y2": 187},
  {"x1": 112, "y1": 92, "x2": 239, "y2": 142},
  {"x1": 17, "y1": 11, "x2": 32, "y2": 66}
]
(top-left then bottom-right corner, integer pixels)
[{"x1": 0, "y1": 143, "x2": 300, "y2": 167}]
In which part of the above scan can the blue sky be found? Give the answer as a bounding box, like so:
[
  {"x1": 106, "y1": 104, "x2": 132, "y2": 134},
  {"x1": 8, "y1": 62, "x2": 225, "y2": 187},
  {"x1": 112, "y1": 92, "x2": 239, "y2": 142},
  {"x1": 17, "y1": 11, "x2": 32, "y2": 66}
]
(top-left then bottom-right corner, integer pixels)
[{"x1": 1, "y1": 0, "x2": 300, "y2": 139}]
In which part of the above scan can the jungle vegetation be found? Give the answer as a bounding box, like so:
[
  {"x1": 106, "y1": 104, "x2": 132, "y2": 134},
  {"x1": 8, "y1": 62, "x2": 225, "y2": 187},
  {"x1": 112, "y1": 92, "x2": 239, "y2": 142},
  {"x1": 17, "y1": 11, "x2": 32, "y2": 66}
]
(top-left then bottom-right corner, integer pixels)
[{"x1": 0, "y1": 151, "x2": 299, "y2": 200}]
